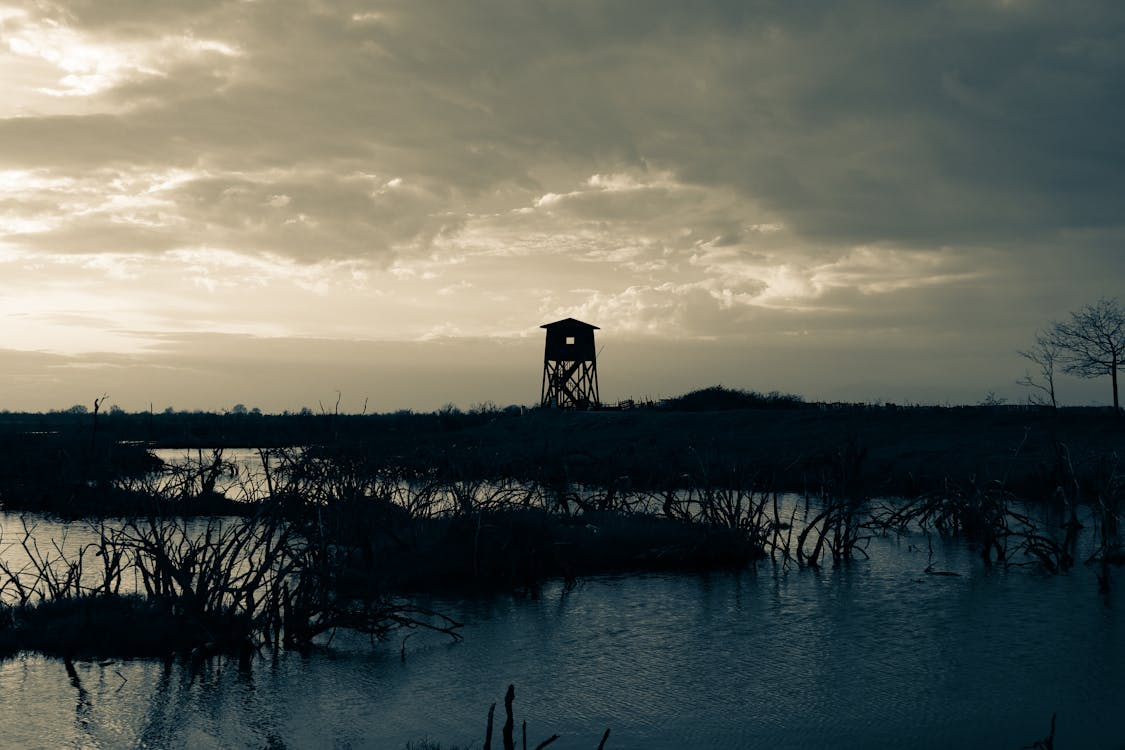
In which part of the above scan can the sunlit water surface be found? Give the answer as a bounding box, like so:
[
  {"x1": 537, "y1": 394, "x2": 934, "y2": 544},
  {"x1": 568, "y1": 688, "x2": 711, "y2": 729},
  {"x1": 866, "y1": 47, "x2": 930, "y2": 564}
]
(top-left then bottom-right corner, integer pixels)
[{"x1": 1, "y1": 511, "x2": 1123, "y2": 749}]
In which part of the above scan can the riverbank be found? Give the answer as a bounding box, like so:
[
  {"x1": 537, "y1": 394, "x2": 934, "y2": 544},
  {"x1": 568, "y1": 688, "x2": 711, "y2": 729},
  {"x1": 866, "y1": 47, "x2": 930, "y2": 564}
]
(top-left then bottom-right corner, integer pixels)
[
  {"x1": 2, "y1": 401, "x2": 1123, "y2": 516},
  {"x1": 382, "y1": 404, "x2": 1125, "y2": 499}
]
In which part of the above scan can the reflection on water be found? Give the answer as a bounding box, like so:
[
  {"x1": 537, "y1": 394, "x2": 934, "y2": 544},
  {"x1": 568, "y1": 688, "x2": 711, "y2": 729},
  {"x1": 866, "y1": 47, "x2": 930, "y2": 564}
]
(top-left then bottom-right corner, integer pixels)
[{"x1": 1, "y1": 514, "x2": 1124, "y2": 749}]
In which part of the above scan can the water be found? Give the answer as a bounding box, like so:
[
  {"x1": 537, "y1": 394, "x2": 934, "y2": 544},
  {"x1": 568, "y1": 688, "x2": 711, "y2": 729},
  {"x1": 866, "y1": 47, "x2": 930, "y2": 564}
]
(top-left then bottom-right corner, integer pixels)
[{"x1": 1, "y1": 514, "x2": 1124, "y2": 749}]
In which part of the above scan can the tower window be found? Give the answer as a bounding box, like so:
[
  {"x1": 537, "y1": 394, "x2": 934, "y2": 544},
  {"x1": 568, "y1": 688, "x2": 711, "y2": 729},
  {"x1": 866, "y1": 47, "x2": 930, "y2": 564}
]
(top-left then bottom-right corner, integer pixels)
[{"x1": 566, "y1": 336, "x2": 575, "y2": 345}]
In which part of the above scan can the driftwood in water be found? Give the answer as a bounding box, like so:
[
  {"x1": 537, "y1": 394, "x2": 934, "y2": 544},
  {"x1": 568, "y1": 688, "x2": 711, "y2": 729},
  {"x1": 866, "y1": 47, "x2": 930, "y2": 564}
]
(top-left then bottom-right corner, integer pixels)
[
  {"x1": 502, "y1": 684, "x2": 515, "y2": 750},
  {"x1": 1023, "y1": 712, "x2": 1056, "y2": 750},
  {"x1": 484, "y1": 702, "x2": 496, "y2": 750},
  {"x1": 480, "y1": 683, "x2": 598, "y2": 750}
]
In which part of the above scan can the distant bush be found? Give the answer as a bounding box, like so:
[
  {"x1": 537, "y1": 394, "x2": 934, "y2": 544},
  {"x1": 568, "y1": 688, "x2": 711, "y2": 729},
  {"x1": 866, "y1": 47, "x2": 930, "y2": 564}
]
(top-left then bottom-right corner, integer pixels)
[{"x1": 660, "y1": 385, "x2": 805, "y2": 411}]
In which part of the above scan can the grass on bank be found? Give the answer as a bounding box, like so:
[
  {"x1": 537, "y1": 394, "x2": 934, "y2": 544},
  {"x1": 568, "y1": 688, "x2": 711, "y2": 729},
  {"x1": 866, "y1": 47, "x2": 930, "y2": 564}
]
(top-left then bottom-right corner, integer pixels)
[
  {"x1": 382, "y1": 509, "x2": 761, "y2": 592},
  {"x1": 0, "y1": 502, "x2": 763, "y2": 661},
  {"x1": 4, "y1": 395, "x2": 1125, "y2": 518},
  {"x1": 0, "y1": 594, "x2": 252, "y2": 660}
]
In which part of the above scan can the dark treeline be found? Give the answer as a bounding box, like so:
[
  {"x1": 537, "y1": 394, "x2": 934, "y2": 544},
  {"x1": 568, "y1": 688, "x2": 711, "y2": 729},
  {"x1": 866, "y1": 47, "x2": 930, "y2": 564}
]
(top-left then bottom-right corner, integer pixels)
[
  {"x1": 3, "y1": 384, "x2": 806, "y2": 446},
  {"x1": 1, "y1": 388, "x2": 1124, "y2": 516}
]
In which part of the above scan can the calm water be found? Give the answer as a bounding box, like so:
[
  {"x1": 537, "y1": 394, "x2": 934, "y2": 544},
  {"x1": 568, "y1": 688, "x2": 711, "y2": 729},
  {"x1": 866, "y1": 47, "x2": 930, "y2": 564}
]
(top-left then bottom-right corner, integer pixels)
[{"x1": 1, "y1": 513, "x2": 1123, "y2": 749}]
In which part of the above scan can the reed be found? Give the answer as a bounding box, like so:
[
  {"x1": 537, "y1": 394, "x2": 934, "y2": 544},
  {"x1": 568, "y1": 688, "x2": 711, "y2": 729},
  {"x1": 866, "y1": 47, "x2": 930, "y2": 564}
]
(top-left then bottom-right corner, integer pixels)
[{"x1": 0, "y1": 502, "x2": 464, "y2": 658}]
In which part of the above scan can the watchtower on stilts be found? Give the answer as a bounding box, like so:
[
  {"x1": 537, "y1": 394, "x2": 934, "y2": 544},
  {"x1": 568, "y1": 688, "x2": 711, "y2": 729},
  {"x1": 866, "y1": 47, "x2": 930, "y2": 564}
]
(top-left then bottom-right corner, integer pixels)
[{"x1": 540, "y1": 318, "x2": 600, "y2": 409}]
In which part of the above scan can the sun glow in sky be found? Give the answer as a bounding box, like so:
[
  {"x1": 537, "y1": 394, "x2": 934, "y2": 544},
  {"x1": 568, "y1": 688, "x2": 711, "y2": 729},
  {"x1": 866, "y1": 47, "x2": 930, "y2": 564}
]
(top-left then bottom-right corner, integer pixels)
[{"x1": 1, "y1": 1, "x2": 1124, "y2": 412}]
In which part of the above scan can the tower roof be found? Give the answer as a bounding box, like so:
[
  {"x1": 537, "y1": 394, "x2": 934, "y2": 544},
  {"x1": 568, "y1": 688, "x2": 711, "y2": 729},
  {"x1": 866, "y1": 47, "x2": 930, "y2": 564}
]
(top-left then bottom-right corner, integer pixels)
[{"x1": 540, "y1": 317, "x2": 600, "y2": 331}]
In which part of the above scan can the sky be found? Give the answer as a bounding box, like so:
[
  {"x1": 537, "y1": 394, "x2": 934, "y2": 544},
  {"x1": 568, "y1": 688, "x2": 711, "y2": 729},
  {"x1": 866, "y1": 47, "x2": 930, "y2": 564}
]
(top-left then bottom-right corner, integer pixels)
[{"x1": 1, "y1": 0, "x2": 1124, "y2": 413}]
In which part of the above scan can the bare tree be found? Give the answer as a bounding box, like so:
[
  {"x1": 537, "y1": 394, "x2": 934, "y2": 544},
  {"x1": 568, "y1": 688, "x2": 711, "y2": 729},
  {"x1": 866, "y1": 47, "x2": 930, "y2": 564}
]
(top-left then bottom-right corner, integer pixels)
[
  {"x1": 92, "y1": 392, "x2": 108, "y2": 447},
  {"x1": 1017, "y1": 330, "x2": 1060, "y2": 409},
  {"x1": 1050, "y1": 297, "x2": 1125, "y2": 413}
]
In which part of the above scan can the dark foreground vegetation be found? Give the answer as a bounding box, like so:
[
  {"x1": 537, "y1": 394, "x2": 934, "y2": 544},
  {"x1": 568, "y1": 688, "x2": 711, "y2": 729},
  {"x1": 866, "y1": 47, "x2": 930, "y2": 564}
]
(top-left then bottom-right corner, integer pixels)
[{"x1": 0, "y1": 388, "x2": 1122, "y2": 663}]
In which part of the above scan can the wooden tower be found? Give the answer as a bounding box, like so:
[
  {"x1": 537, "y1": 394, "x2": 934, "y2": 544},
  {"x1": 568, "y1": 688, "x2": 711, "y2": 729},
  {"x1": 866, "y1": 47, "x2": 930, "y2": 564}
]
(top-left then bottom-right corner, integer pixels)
[{"x1": 540, "y1": 318, "x2": 600, "y2": 409}]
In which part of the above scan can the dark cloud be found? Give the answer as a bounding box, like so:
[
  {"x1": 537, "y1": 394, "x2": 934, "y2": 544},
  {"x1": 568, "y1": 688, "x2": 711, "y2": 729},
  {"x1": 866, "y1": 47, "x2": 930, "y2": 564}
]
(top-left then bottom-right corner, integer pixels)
[{"x1": 9, "y1": 0, "x2": 1123, "y2": 253}]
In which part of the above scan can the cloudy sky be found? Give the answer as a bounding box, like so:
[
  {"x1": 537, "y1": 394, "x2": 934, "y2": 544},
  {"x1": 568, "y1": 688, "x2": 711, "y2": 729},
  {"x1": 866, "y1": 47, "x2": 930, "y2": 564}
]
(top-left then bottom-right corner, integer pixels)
[{"x1": 1, "y1": 0, "x2": 1123, "y2": 412}]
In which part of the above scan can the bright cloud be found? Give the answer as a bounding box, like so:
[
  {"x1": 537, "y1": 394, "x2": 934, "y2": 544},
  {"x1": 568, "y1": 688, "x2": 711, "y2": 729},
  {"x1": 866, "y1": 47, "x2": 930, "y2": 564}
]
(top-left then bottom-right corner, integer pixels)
[{"x1": 0, "y1": 6, "x2": 240, "y2": 114}]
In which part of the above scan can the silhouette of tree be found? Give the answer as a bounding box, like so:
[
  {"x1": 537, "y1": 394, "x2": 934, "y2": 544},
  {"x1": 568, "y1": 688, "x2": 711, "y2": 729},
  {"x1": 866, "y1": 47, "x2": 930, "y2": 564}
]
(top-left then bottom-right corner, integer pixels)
[
  {"x1": 1050, "y1": 297, "x2": 1125, "y2": 413},
  {"x1": 1017, "y1": 330, "x2": 1061, "y2": 409}
]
